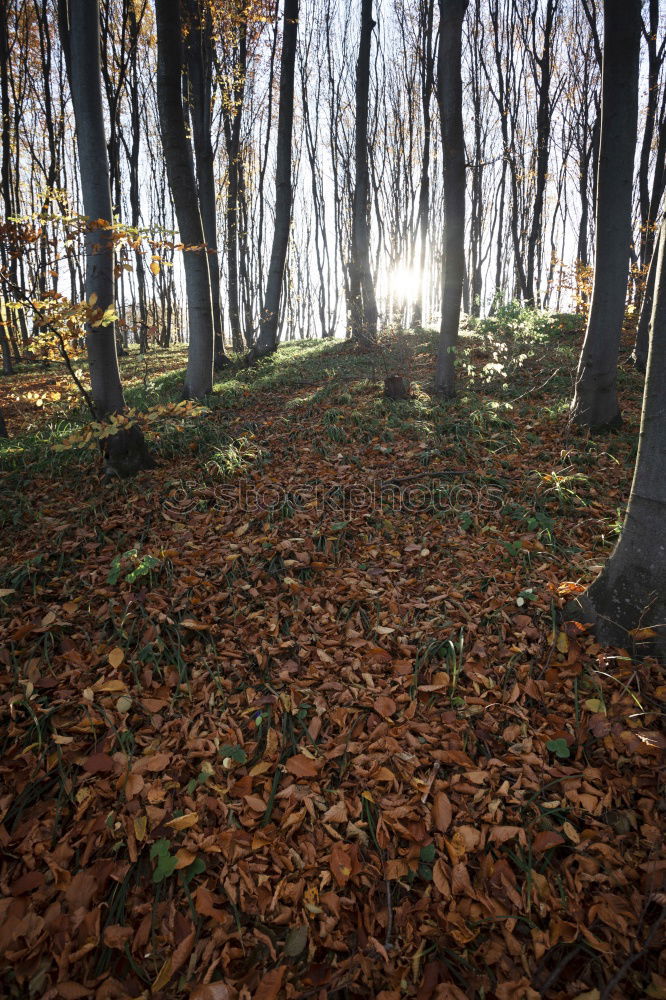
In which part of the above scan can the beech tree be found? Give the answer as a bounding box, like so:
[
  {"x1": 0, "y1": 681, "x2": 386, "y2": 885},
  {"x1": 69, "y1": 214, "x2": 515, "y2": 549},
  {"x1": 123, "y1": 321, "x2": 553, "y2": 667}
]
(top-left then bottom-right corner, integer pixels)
[
  {"x1": 252, "y1": 0, "x2": 299, "y2": 359},
  {"x1": 57, "y1": 0, "x2": 152, "y2": 474},
  {"x1": 349, "y1": 0, "x2": 378, "y2": 348},
  {"x1": 566, "y1": 212, "x2": 666, "y2": 655},
  {"x1": 155, "y1": 0, "x2": 215, "y2": 398},
  {"x1": 412, "y1": 0, "x2": 436, "y2": 328},
  {"x1": 184, "y1": 0, "x2": 229, "y2": 367},
  {"x1": 570, "y1": 0, "x2": 641, "y2": 429},
  {"x1": 434, "y1": 0, "x2": 468, "y2": 396}
]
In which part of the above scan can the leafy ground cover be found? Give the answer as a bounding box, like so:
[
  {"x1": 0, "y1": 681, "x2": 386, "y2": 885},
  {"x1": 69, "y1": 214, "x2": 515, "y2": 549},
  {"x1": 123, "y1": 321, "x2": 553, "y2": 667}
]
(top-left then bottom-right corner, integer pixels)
[{"x1": 0, "y1": 314, "x2": 664, "y2": 999}]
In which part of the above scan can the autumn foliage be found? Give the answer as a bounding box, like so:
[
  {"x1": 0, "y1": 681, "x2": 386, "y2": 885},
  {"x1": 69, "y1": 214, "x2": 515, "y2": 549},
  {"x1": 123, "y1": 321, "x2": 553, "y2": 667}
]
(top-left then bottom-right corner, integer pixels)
[{"x1": 1, "y1": 330, "x2": 664, "y2": 998}]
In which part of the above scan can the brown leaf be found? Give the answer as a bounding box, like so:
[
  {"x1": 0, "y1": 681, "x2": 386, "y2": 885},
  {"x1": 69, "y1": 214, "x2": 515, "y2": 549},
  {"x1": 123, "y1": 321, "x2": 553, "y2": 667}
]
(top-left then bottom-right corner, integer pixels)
[
  {"x1": 189, "y1": 985, "x2": 231, "y2": 1000},
  {"x1": 330, "y1": 842, "x2": 353, "y2": 887},
  {"x1": 451, "y1": 862, "x2": 473, "y2": 895},
  {"x1": 83, "y1": 751, "x2": 115, "y2": 773},
  {"x1": 253, "y1": 965, "x2": 286, "y2": 1000},
  {"x1": 103, "y1": 924, "x2": 133, "y2": 949},
  {"x1": 322, "y1": 799, "x2": 348, "y2": 823},
  {"x1": 174, "y1": 848, "x2": 197, "y2": 870},
  {"x1": 180, "y1": 618, "x2": 209, "y2": 631},
  {"x1": 384, "y1": 858, "x2": 409, "y2": 880},
  {"x1": 108, "y1": 646, "x2": 124, "y2": 667},
  {"x1": 285, "y1": 753, "x2": 320, "y2": 778},
  {"x1": 532, "y1": 831, "x2": 565, "y2": 854},
  {"x1": 56, "y1": 985, "x2": 91, "y2": 999},
  {"x1": 123, "y1": 772, "x2": 144, "y2": 800},
  {"x1": 432, "y1": 859, "x2": 450, "y2": 897},
  {"x1": 243, "y1": 794, "x2": 267, "y2": 812},
  {"x1": 432, "y1": 791, "x2": 453, "y2": 833},
  {"x1": 373, "y1": 695, "x2": 397, "y2": 718},
  {"x1": 194, "y1": 885, "x2": 226, "y2": 924},
  {"x1": 133, "y1": 751, "x2": 172, "y2": 773},
  {"x1": 11, "y1": 870, "x2": 44, "y2": 895},
  {"x1": 165, "y1": 811, "x2": 198, "y2": 831}
]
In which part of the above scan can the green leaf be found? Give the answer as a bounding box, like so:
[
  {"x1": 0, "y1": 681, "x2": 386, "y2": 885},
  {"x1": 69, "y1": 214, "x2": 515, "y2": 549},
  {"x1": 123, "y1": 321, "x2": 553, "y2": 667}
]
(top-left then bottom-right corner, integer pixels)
[
  {"x1": 150, "y1": 839, "x2": 177, "y2": 883},
  {"x1": 546, "y1": 738, "x2": 570, "y2": 760},
  {"x1": 150, "y1": 838, "x2": 172, "y2": 860},
  {"x1": 419, "y1": 843, "x2": 436, "y2": 864},
  {"x1": 181, "y1": 856, "x2": 206, "y2": 887},
  {"x1": 218, "y1": 744, "x2": 247, "y2": 764},
  {"x1": 284, "y1": 924, "x2": 308, "y2": 957}
]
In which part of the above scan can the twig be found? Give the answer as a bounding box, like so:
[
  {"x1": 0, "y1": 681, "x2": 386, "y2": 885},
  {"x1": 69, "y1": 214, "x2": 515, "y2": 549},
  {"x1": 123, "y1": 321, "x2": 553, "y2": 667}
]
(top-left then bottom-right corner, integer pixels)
[
  {"x1": 1, "y1": 270, "x2": 96, "y2": 417},
  {"x1": 533, "y1": 940, "x2": 585, "y2": 993},
  {"x1": 508, "y1": 367, "x2": 562, "y2": 403},
  {"x1": 384, "y1": 878, "x2": 394, "y2": 950},
  {"x1": 600, "y1": 907, "x2": 666, "y2": 1000},
  {"x1": 53, "y1": 327, "x2": 96, "y2": 418}
]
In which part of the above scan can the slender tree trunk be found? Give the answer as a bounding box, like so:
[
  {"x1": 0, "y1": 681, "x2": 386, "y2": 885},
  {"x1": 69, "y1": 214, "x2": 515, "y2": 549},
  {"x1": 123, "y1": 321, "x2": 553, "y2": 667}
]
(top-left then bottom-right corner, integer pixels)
[
  {"x1": 412, "y1": 0, "x2": 435, "y2": 328},
  {"x1": 58, "y1": 0, "x2": 151, "y2": 474},
  {"x1": 252, "y1": 0, "x2": 299, "y2": 359},
  {"x1": 525, "y1": 0, "x2": 557, "y2": 308},
  {"x1": 570, "y1": 0, "x2": 641, "y2": 430},
  {"x1": 434, "y1": 0, "x2": 468, "y2": 396},
  {"x1": 127, "y1": 0, "x2": 148, "y2": 352},
  {"x1": 185, "y1": 0, "x2": 228, "y2": 367},
  {"x1": 0, "y1": 325, "x2": 13, "y2": 375},
  {"x1": 632, "y1": 220, "x2": 662, "y2": 373},
  {"x1": 566, "y1": 212, "x2": 666, "y2": 655},
  {"x1": 637, "y1": 0, "x2": 663, "y2": 273},
  {"x1": 349, "y1": 0, "x2": 378, "y2": 348},
  {"x1": 155, "y1": 0, "x2": 214, "y2": 397},
  {"x1": 218, "y1": 15, "x2": 249, "y2": 353}
]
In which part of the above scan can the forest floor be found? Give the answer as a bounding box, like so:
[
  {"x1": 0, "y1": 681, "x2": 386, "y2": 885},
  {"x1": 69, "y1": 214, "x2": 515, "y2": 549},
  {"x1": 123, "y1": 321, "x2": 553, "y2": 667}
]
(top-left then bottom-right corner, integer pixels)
[{"x1": 0, "y1": 313, "x2": 665, "y2": 1000}]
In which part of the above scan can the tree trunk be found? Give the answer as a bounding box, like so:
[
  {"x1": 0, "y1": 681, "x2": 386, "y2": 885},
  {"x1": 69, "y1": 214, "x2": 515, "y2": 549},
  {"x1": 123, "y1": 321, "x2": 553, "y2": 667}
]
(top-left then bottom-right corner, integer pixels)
[
  {"x1": 58, "y1": 0, "x2": 152, "y2": 475},
  {"x1": 218, "y1": 12, "x2": 249, "y2": 353},
  {"x1": 155, "y1": 0, "x2": 214, "y2": 397},
  {"x1": 434, "y1": 0, "x2": 468, "y2": 396},
  {"x1": 127, "y1": 0, "x2": 149, "y2": 353},
  {"x1": 565, "y1": 213, "x2": 666, "y2": 656},
  {"x1": 570, "y1": 0, "x2": 641, "y2": 430},
  {"x1": 525, "y1": 0, "x2": 557, "y2": 308},
  {"x1": 252, "y1": 0, "x2": 299, "y2": 360},
  {"x1": 349, "y1": 0, "x2": 378, "y2": 348},
  {"x1": 185, "y1": 0, "x2": 228, "y2": 367},
  {"x1": 632, "y1": 218, "x2": 662, "y2": 373},
  {"x1": 412, "y1": 0, "x2": 435, "y2": 328}
]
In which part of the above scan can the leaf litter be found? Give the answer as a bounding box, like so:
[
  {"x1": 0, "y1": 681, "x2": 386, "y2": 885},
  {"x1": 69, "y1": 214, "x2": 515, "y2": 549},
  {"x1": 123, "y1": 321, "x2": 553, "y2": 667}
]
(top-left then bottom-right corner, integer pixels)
[{"x1": 0, "y1": 330, "x2": 664, "y2": 998}]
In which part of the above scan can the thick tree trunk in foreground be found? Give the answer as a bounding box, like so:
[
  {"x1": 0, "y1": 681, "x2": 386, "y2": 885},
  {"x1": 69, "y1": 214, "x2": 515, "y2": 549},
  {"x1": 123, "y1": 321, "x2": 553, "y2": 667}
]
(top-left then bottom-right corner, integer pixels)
[
  {"x1": 349, "y1": 0, "x2": 378, "y2": 348},
  {"x1": 155, "y1": 0, "x2": 214, "y2": 397},
  {"x1": 434, "y1": 0, "x2": 468, "y2": 396},
  {"x1": 60, "y1": 0, "x2": 152, "y2": 475},
  {"x1": 566, "y1": 214, "x2": 666, "y2": 656},
  {"x1": 570, "y1": 0, "x2": 640, "y2": 429},
  {"x1": 251, "y1": 0, "x2": 299, "y2": 360}
]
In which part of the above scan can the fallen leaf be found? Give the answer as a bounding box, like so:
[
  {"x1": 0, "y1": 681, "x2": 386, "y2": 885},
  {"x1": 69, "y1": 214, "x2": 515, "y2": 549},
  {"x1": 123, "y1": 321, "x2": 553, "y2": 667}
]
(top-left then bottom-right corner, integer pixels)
[
  {"x1": 165, "y1": 812, "x2": 199, "y2": 831},
  {"x1": 285, "y1": 753, "x2": 320, "y2": 778}
]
